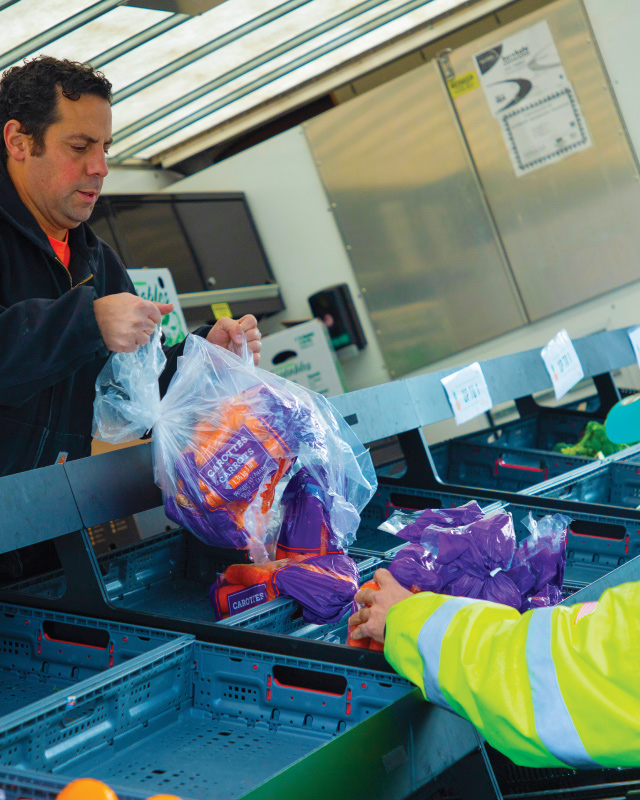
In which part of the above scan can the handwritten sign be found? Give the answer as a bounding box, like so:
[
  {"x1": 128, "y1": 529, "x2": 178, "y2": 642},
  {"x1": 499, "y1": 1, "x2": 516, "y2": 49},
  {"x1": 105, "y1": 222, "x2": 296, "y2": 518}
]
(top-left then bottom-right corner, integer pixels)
[
  {"x1": 441, "y1": 362, "x2": 493, "y2": 425},
  {"x1": 541, "y1": 329, "x2": 584, "y2": 399}
]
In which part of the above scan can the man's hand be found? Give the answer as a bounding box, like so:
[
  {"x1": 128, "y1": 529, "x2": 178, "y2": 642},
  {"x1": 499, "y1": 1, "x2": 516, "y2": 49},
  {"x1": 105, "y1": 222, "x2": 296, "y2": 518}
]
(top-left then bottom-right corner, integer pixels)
[
  {"x1": 206, "y1": 315, "x2": 262, "y2": 365},
  {"x1": 94, "y1": 293, "x2": 173, "y2": 353},
  {"x1": 348, "y1": 569, "x2": 413, "y2": 644}
]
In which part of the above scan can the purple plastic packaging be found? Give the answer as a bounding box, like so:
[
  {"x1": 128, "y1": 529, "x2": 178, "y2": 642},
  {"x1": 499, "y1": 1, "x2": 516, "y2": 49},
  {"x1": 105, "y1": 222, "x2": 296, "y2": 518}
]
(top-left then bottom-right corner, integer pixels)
[
  {"x1": 507, "y1": 513, "x2": 569, "y2": 611},
  {"x1": 165, "y1": 496, "x2": 250, "y2": 550},
  {"x1": 277, "y1": 467, "x2": 339, "y2": 556},
  {"x1": 273, "y1": 553, "x2": 360, "y2": 624},
  {"x1": 396, "y1": 501, "x2": 485, "y2": 544},
  {"x1": 388, "y1": 508, "x2": 569, "y2": 612},
  {"x1": 388, "y1": 543, "x2": 442, "y2": 593}
]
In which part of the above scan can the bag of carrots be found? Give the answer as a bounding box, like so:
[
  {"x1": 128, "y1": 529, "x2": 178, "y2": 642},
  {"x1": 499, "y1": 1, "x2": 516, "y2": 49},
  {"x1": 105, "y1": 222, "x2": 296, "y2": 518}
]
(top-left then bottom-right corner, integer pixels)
[
  {"x1": 210, "y1": 551, "x2": 360, "y2": 623},
  {"x1": 93, "y1": 330, "x2": 376, "y2": 562}
]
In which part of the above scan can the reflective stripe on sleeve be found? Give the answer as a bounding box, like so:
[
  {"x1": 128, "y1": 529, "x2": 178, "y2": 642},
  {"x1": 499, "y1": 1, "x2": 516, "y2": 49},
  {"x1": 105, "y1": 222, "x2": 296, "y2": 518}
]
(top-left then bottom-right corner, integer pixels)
[
  {"x1": 417, "y1": 596, "x2": 477, "y2": 712},
  {"x1": 526, "y1": 608, "x2": 601, "y2": 768}
]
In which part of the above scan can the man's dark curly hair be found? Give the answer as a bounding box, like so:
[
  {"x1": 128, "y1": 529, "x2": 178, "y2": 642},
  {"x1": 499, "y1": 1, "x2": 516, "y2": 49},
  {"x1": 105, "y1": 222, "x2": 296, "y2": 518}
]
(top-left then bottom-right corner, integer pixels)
[{"x1": 0, "y1": 56, "x2": 112, "y2": 162}]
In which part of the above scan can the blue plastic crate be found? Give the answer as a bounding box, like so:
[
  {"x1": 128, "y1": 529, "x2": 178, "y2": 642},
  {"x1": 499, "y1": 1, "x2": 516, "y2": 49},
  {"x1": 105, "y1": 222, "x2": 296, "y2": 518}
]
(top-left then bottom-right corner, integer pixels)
[
  {"x1": 538, "y1": 460, "x2": 640, "y2": 512},
  {"x1": 238, "y1": 480, "x2": 640, "y2": 642},
  {"x1": 9, "y1": 530, "x2": 378, "y2": 642},
  {"x1": 0, "y1": 638, "x2": 411, "y2": 800},
  {"x1": 0, "y1": 602, "x2": 186, "y2": 719},
  {"x1": 354, "y1": 483, "x2": 640, "y2": 593},
  {"x1": 9, "y1": 530, "x2": 252, "y2": 622},
  {"x1": 500, "y1": 496, "x2": 640, "y2": 591},
  {"x1": 295, "y1": 491, "x2": 640, "y2": 644},
  {"x1": 430, "y1": 410, "x2": 612, "y2": 492}
]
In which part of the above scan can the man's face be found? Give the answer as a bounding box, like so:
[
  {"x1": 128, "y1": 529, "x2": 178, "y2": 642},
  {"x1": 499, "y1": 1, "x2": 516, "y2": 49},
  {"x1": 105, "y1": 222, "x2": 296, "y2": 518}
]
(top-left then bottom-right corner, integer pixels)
[{"x1": 8, "y1": 91, "x2": 112, "y2": 238}]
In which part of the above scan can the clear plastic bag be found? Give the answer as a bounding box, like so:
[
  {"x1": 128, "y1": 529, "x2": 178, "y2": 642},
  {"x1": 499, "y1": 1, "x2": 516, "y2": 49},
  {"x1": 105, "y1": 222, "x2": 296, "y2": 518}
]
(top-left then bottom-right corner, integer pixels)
[
  {"x1": 506, "y1": 512, "x2": 569, "y2": 611},
  {"x1": 377, "y1": 500, "x2": 485, "y2": 537},
  {"x1": 93, "y1": 331, "x2": 376, "y2": 562}
]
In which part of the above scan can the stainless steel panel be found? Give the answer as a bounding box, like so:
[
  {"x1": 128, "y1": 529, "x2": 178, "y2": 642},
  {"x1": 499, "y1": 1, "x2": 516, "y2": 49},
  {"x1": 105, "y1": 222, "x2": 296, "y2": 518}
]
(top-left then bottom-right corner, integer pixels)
[
  {"x1": 305, "y1": 62, "x2": 527, "y2": 378},
  {"x1": 448, "y1": 0, "x2": 640, "y2": 321}
]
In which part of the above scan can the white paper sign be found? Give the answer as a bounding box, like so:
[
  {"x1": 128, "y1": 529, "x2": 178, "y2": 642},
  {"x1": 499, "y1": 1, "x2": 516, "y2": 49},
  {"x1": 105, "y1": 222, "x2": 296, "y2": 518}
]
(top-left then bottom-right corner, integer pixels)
[
  {"x1": 628, "y1": 327, "x2": 640, "y2": 369},
  {"x1": 540, "y1": 329, "x2": 584, "y2": 399},
  {"x1": 441, "y1": 362, "x2": 493, "y2": 425},
  {"x1": 474, "y1": 21, "x2": 592, "y2": 176},
  {"x1": 500, "y1": 87, "x2": 590, "y2": 176}
]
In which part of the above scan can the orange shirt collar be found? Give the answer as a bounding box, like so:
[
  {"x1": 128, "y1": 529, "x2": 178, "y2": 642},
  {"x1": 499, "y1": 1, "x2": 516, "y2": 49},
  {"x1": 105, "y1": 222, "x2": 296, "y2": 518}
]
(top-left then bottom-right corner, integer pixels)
[{"x1": 47, "y1": 230, "x2": 71, "y2": 269}]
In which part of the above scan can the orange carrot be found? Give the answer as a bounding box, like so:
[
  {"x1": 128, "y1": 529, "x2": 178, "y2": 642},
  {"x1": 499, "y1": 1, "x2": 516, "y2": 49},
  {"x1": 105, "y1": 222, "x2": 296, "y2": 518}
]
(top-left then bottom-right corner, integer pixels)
[
  {"x1": 225, "y1": 556, "x2": 307, "y2": 600},
  {"x1": 260, "y1": 458, "x2": 293, "y2": 513},
  {"x1": 213, "y1": 582, "x2": 246, "y2": 618}
]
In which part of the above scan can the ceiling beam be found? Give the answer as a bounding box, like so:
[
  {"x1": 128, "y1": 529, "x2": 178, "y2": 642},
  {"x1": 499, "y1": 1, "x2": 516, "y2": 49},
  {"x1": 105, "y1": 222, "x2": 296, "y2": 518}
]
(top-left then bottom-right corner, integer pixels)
[
  {"x1": 0, "y1": 0, "x2": 21, "y2": 12},
  {"x1": 126, "y1": 0, "x2": 228, "y2": 12}
]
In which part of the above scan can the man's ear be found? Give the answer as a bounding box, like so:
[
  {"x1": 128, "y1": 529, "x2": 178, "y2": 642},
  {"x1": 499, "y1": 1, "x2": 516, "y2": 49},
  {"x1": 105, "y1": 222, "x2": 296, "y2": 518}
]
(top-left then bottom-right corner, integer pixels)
[{"x1": 4, "y1": 120, "x2": 29, "y2": 161}]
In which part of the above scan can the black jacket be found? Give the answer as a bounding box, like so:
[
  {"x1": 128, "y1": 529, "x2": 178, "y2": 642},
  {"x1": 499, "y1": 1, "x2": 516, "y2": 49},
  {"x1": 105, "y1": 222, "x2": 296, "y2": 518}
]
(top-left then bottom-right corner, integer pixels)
[{"x1": 0, "y1": 165, "x2": 195, "y2": 477}]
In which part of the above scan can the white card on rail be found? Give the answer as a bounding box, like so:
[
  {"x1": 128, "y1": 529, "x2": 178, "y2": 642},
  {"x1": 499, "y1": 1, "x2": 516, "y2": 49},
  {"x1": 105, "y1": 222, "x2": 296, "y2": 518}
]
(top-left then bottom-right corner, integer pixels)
[
  {"x1": 628, "y1": 326, "x2": 640, "y2": 369},
  {"x1": 540, "y1": 329, "x2": 584, "y2": 400},
  {"x1": 441, "y1": 362, "x2": 493, "y2": 425}
]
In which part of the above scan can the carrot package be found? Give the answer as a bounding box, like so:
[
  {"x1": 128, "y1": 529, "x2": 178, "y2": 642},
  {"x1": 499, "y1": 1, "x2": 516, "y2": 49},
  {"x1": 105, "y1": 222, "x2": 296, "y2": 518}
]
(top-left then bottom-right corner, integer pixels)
[
  {"x1": 210, "y1": 552, "x2": 360, "y2": 624},
  {"x1": 93, "y1": 331, "x2": 376, "y2": 561}
]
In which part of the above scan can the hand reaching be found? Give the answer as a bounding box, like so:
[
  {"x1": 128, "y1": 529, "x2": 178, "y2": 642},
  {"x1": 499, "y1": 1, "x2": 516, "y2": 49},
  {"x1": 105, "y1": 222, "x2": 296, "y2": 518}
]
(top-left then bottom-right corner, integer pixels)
[
  {"x1": 206, "y1": 314, "x2": 262, "y2": 365},
  {"x1": 348, "y1": 568, "x2": 413, "y2": 645},
  {"x1": 94, "y1": 293, "x2": 173, "y2": 353}
]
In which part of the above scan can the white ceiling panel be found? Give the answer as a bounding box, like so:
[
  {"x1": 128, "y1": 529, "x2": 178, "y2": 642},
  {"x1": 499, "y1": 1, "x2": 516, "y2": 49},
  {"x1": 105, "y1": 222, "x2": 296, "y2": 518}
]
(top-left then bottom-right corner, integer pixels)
[
  {"x1": 102, "y1": 0, "x2": 284, "y2": 93},
  {"x1": 0, "y1": 0, "x2": 488, "y2": 164},
  {"x1": 3, "y1": 6, "x2": 171, "y2": 69},
  {"x1": 0, "y1": 0, "x2": 100, "y2": 53}
]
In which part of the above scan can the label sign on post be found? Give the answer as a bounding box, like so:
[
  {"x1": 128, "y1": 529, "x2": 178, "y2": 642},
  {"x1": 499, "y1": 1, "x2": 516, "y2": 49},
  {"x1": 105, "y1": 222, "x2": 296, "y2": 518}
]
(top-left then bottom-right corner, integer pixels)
[
  {"x1": 540, "y1": 329, "x2": 584, "y2": 399},
  {"x1": 441, "y1": 362, "x2": 493, "y2": 425},
  {"x1": 628, "y1": 327, "x2": 640, "y2": 369}
]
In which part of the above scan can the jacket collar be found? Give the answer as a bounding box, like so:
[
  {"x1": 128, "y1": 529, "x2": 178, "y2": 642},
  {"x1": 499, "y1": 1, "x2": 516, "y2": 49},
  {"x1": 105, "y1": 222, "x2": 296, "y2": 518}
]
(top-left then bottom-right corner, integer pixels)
[{"x1": 0, "y1": 159, "x2": 100, "y2": 270}]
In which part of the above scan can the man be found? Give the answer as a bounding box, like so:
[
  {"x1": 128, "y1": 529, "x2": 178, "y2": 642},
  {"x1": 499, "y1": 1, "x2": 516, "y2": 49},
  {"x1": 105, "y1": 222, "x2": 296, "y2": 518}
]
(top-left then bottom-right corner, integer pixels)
[
  {"x1": 0, "y1": 56, "x2": 262, "y2": 477},
  {"x1": 349, "y1": 568, "x2": 640, "y2": 770}
]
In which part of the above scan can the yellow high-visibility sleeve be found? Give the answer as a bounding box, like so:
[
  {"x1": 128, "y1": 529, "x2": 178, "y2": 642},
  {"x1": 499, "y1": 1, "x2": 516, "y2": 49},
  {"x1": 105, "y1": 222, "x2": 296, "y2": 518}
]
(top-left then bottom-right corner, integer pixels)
[{"x1": 384, "y1": 582, "x2": 640, "y2": 768}]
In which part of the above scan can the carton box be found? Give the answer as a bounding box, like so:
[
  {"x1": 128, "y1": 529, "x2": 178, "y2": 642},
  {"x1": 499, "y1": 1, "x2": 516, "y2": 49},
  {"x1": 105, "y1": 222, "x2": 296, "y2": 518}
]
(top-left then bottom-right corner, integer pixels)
[
  {"x1": 127, "y1": 267, "x2": 188, "y2": 346},
  {"x1": 260, "y1": 319, "x2": 345, "y2": 397}
]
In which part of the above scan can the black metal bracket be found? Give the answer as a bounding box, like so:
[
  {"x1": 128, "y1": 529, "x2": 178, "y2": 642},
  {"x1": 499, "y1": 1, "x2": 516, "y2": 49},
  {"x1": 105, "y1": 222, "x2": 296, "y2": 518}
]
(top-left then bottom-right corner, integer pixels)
[{"x1": 514, "y1": 371, "x2": 621, "y2": 420}]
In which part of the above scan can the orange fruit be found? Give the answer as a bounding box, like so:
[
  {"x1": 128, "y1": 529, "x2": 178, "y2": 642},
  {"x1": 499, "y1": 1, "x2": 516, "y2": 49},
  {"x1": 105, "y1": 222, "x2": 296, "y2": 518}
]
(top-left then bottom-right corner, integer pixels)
[
  {"x1": 56, "y1": 778, "x2": 119, "y2": 799},
  {"x1": 146, "y1": 796, "x2": 183, "y2": 799}
]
